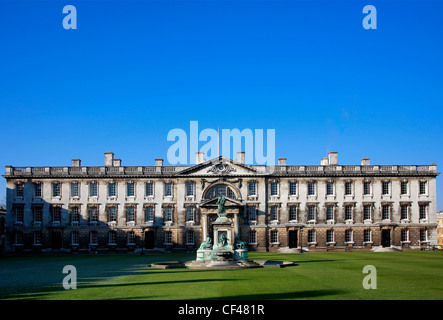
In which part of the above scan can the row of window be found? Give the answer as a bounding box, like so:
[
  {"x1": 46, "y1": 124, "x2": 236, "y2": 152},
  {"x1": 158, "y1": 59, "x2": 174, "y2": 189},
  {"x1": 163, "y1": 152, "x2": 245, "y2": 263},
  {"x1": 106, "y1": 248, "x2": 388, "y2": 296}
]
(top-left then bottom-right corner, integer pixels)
[
  {"x1": 246, "y1": 203, "x2": 429, "y2": 223},
  {"x1": 261, "y1": 229, "x2": 430, "y2": 245},
  {"x1": 14, "y1": 228, "x2": 430, "y2": 247},
  {"x1": 15, "y1": 181, "x2": 177, "y2": 198},
  {"x1": 13, "y1": 230, "x2": 195, "y2": 246},
  {"x1": 14, "y1": 182, "x2": 235, "y2": 199},
  {"x1": 15, "y1": 179, "x2": 429, "y2": 199},
  {"x1": 12, "y1": 206, "x2": 196, "y2": 225},
  {"x1": 263, "y1": 180, "x2": 428, "y2": 197},
  {"x1": 13, "y1": 202, "x2": 429, "y2": 226}
]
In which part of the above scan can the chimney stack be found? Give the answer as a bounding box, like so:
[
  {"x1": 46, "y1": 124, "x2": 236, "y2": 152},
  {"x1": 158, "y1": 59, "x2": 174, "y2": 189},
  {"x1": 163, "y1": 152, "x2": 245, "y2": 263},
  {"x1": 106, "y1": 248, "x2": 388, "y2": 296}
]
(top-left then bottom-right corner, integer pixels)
[
  {"x1": 237, "y1": 151, "x2": 246, "y2": 164},
  {"x1": 328, "y1": 151, "x2": 338, "y2": 165},
  {"x1": 155, "y1": 158, "x2": 164, "y2": 167},
  {"x1": 113, "y1": 158, "x2": 121, "y2": 167},
  {"x1": 361, "y1": 158, "x2": 370, "y2": 166},
  {"x1": 320, "y1": 157, "x2": 329, "y2": 166},
  {"x1": 72, "y1": 159, "x2": 81, "y2": 167},
  {"x1": 104, "y1": 152, "x2": 114, "y2": 167},
  {"x1": 278, "y1": 158, "x2": 287, "y2": 166},
  {"x1": 196, "y1": 152, "x2": 205, "y2": 165}
]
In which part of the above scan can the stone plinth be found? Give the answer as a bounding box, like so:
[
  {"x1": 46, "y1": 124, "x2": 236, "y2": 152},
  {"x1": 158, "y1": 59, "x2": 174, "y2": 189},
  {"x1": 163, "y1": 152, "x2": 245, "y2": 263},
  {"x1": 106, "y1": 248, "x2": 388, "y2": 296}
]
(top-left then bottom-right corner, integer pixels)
[
  {"x1": 234, "y1": 249, "x2": 248, "y2": 260},
  {"x1": 196, "y1": 249, "x2": 212, "y2": 261}
]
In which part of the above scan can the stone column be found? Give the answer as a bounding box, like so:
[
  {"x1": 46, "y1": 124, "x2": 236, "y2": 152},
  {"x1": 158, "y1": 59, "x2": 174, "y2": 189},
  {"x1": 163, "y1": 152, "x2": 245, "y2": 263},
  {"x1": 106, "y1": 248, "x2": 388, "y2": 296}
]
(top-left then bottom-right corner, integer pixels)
[
  {"x1": 202, "y1": 213, "x2": 208, "y2": 240},
  {"x1": 234, "y1": 213, "x2": 239, "y2": 236}
]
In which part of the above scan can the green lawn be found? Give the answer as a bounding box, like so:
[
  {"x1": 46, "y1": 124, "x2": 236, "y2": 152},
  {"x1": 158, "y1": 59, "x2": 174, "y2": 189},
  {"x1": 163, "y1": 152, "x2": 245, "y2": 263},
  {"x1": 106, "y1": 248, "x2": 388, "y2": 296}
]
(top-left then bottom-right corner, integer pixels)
[{"x1": 0, "y1": 251, "x2": 442, "y2": 300}]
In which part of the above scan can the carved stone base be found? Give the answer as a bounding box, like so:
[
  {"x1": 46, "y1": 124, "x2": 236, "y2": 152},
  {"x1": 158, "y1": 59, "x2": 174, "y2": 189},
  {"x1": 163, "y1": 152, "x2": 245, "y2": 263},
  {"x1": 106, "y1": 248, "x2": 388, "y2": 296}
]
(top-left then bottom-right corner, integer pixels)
[
  {"x1": 234, "y1": 249, "x2": 248, "y2": 260},
  {"x1": 196, "y1": 249, "x2": 212, "y2": 261}
]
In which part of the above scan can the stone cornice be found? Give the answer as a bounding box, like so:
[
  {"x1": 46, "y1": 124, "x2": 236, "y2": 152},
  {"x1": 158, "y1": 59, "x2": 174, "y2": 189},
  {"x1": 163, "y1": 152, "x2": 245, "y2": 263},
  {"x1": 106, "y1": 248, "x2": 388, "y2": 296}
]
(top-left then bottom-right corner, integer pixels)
[{"x1": 3, "y1": 164, "x2": 439, "y2": 179}]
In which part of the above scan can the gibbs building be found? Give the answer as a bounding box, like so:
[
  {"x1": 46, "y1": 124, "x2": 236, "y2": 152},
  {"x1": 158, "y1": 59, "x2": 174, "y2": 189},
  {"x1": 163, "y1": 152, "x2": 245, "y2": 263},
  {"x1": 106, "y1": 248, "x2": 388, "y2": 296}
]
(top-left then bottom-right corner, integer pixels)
[{"x1": 2, "y1": 151, "x2": 439, "y2": 253}]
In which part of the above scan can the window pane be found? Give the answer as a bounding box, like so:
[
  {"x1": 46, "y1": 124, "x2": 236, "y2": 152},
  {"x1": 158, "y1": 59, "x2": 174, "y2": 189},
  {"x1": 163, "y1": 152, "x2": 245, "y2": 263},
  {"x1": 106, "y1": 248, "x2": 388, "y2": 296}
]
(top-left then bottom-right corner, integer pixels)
[
  {"x1": 146, "y1": 183, "x2": 154, "y2": 196},
  {"x1": 326, "y1": 182, "x2": 333, "y2": 195},
  {"x1": 127, "y1": 183, "x2": 135, "y2": 196},
  {"x1": 248, "y1": 182, "x2": 257, "y2": 196},
  {"x1": 270, "y1": 206, "x2": 278, "y2": 221},
  {"x1": 249, "y1": 230, "x2": 256, "y2": 244},
  {"x1": 345, "y1": 206, "x2": 353, "y2": 220},
  {"x1": 71, "y1": 183, "x2": 79, "y2": 197},
  {"x1": 16, "y1": 183, "x2": 24, "y2": 197},
  {"x1": 382, "y1": 205, "x2": 390, "y2": 220},
  {"x1": 71, "y1": 206, "x2": 80, "y2": 222},
  {"x1": 308, "y1": 206, "x2": 316, "y2": 221},
  {"x1": 34, "y1": 183, "x2": 42, "y2": 197},
  {"x1": 401, "y1": 206, "x2": 408, "y2": 220},
  {"x1": 108, "y1": 183, "x2": 116, "y2": 197},
  {"x1": 419, "y1": 205, "x2": 427, "y2": 220},
  {"x1": 345, "y1": 182, "x2": 352, "y2": 195},
  {"x1": 382, "y1": 181, "x2": 389, "y2": 195},
  {"x1": 289, "y1": 206, "x2": 297, "y2": 221},
  {"x1": 364, "y1": 206, "x2": 371, "y2": 220},
  {"x1": 127, "y1": 207, "x2": 135, "y2": 222},
  {"x1": 270, "y1": 183, "x2": 278, "y2": 196},
  {"x1": 34, "y1": 206, "x2": 43, "y2": 222},
  {"x1": 327, "y1": 230, "x2": 334, "y2": 243},
  {"x1": 419, "y1": 182, "x2": 427, "y2": 195},
  {"x1": 186, "y1": 183, "x2": 194, "y2": 196},
  {"x1": 90, "y1": 183, "x2": 98, "y2": 197},
  {"x1": 186, "y1": 207, "x2": 194, "y2": 221},
  {"x1": 53, "y1": 183, "x2": 61, "y2": 197},
  {"x1": 363, "y1": 182, "x2": 371, "y2": 195},
  {"x1": 288, "y1": 182, "x2": 297, "y2": 196},
  {"x1": 164, "y1": 207, "x2": 173, "y2": 222},
  {"x1": 248, "y1": 206, "x2": 257, "y2": 221},
  {"x1": 164, "y1": 183, "x2": 172, "y2": 196},
  {"x1": 401, "y1": 182, "x2": 408, "y2": 195},
  {"x1": 145, "y1": 207, "x2": 154, "y2": 222},
  {"x1": 308, "y1": 182, "x2": 315, "y2": 195}
]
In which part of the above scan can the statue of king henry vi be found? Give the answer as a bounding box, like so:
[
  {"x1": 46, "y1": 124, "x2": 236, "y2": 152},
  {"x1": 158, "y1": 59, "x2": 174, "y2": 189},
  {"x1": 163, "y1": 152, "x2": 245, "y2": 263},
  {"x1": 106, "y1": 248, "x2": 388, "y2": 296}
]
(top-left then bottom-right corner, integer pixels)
[{"x1": 216, "y1": 195, "x2": 226, "y2": 216}]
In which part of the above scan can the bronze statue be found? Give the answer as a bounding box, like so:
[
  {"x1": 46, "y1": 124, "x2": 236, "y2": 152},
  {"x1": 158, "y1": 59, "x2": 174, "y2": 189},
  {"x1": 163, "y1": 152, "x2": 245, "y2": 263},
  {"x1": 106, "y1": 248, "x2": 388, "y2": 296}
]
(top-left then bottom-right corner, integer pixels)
[
  {"x1": 218, "y1": 232, "x2": 228, "y2": 247},
  {"x1": 216, "y1": 195, "x2": 226, "y2": 215},
  {"x1": 234, "y1": 234, "x2": 246, "y2": 249},
  {"x1": 199, "y1": 234, "x2": 212, "y2": 250}
]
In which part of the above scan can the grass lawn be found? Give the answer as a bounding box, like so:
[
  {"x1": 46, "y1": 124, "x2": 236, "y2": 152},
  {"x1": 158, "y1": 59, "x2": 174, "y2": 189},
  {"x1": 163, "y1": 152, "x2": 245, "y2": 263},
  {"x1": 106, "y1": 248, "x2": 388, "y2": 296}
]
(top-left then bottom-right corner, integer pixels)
[{"x1": 0, "y1": 251, "x2": 442, "y2": 300}]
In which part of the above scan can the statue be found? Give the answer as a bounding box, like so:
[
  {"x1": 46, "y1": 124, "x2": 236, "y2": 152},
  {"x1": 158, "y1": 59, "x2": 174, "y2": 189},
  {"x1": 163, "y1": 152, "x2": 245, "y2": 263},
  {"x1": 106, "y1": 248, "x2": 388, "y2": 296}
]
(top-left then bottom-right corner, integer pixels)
[
  {"x1": 234, "y1": 234, "x2": 247, "y2": 249},
  {"x1": 218, "y1": 232, "x2": 228, "y2": 247},
  {"x1": 199, "y1": 234, "x2": 212, "y2": 250},
  {"x1": 216, "y1": 195, "x2": 226, "y2": 217}
]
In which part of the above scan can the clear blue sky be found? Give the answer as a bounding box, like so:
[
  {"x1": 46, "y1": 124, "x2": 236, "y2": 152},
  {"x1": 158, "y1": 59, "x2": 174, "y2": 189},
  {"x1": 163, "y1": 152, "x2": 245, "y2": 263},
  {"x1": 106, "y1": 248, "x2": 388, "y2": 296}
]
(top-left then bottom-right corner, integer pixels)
[{"x1": 0, "y1": 0, "x2": 442, "y2": 209}]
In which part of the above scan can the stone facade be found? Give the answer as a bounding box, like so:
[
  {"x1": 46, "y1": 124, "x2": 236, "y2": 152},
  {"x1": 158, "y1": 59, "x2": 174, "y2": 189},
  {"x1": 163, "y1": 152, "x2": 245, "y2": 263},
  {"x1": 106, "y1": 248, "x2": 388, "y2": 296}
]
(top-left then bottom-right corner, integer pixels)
[{"x1": 2, "y1": 151, "x2": 439, "y2": 253}]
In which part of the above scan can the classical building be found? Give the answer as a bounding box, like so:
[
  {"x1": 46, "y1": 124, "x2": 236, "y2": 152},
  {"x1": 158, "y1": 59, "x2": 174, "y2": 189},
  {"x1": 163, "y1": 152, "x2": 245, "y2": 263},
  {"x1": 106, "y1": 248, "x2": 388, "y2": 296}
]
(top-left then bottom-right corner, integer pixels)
[{"x1": 2, "y1": 151, "x2": 439, "y2": 253}]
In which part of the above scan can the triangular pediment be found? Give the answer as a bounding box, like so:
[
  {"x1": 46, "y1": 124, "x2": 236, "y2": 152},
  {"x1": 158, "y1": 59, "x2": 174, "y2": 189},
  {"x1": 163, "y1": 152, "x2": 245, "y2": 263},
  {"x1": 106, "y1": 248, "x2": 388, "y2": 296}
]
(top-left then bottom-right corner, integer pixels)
[{"x1": 176, "y1": 156, "x2": 257, "y2": 176}]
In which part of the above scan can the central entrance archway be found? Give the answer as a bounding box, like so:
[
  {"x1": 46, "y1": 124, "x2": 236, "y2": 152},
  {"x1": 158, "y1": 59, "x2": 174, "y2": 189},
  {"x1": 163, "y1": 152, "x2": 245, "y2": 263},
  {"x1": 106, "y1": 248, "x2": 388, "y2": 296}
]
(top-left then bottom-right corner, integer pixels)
[{"x1": 203, "y1": 183, "x2": 240, "y2": 200}]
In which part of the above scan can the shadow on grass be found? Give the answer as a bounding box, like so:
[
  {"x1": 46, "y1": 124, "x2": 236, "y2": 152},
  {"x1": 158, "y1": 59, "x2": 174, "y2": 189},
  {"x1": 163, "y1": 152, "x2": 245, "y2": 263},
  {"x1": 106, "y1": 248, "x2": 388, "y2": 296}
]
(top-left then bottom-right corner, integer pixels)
[
  {"x1": 202, "y1": 289, "x2": 348, "y2": 300},
  {"x1": 1, "y1": 278, "x2": 239, "y2": 300},
  {"x1": 294, "y1": 258, "x2": 366, "y2": 264}
]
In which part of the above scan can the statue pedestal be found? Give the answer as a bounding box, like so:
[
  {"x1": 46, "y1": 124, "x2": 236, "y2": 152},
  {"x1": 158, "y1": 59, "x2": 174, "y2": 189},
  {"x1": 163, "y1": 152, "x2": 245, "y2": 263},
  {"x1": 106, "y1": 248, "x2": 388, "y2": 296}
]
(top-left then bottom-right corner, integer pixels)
[
  {"x1": 196, "y1": 249, "x2": 212, "y2": 261},
  {"x1": 214, "y1": 215, "x2": 230, "y2": 223},
  {"x1": 212, "y1": 218, "x2": 233, "y2": 249},
  {"x1": 234, "y1": 249, "x2": 248, "y2": 261}
]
